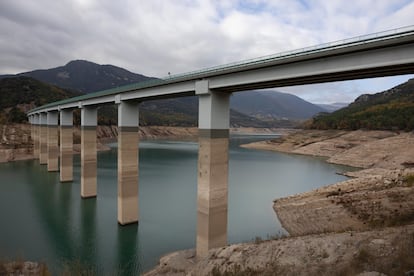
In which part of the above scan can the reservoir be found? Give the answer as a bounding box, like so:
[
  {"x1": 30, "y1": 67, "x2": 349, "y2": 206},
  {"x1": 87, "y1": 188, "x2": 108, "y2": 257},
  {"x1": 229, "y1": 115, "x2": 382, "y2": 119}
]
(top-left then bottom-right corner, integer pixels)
[{"x1": 0, "y1": 134, "x2": 350, "y2": 274}]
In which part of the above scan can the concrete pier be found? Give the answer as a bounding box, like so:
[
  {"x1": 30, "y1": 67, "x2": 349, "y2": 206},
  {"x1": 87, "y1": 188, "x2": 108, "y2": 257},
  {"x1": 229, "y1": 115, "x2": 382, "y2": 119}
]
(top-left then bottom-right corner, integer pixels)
[
  {"x1": 32, "y1": 114, "x2": 40, "y2": 158},
  {"x1": 81, "y1": 106, "x2": 97, "y2": 198},
  {"x1": 47, "y1": 111, "x2": 59, "y2": 172},
  {"x1": 195, "y1": 80, "x2": 230, "y2": 258},
  {"x1": 117, "y1": 100, "x2": 140, "y2": 225},
  {"x1": 60, "y1": 110, "x2": 73, "y2": 182},
  {"x1": 39, "y1": 113, "x2": 48, "y2": 165}
]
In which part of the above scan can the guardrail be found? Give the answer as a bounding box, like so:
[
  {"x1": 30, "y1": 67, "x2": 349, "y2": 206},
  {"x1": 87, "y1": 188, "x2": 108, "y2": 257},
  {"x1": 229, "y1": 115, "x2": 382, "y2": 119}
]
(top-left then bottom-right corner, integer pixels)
[{"x1": 163, "y1": 25, "x2": 414, "y2": 81}]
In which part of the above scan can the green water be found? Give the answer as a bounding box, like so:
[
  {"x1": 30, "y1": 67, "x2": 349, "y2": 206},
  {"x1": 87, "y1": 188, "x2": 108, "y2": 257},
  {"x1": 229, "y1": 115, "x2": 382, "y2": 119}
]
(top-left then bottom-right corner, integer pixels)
[{"x1": 0, "y1": 135, "x2": 350, "y2": 274}]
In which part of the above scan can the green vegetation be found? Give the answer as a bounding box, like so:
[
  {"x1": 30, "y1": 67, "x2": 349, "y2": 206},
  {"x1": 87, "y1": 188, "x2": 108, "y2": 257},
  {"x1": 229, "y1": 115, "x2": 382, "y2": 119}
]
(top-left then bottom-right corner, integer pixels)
[
  {"x1": 309, "y1": 78, "x2": 414, "y2": 131},
  {"x1": 0, "y1": 76, "x2": 81, "y2": 124},
  {"x1": 0, "y1": 76, "x2": 287, "y2": 127}
]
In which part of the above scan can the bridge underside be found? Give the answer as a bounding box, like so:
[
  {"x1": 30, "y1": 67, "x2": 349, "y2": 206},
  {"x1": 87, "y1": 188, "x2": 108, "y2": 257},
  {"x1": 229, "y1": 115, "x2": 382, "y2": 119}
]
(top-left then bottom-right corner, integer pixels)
[
  {"x1": 213, "y1": 63, "x2": 414, "y2": 92},
  {"x1": 210, "y1": 43, "x2": 414, "y2": 92}
]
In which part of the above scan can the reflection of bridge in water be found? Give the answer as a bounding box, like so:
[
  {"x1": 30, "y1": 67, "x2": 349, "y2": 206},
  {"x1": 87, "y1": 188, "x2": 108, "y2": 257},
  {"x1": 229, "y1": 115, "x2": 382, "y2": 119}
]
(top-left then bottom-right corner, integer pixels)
[{"x1": 27, "y1": 26, "x2": 414, "y2": 258}]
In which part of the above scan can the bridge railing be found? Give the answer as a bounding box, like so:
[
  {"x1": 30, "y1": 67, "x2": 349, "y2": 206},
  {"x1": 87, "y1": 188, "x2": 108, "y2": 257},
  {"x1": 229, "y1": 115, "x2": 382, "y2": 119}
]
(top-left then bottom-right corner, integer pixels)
[{"x1": 163, "y1": 25, "x2": 414, "y2": 81}]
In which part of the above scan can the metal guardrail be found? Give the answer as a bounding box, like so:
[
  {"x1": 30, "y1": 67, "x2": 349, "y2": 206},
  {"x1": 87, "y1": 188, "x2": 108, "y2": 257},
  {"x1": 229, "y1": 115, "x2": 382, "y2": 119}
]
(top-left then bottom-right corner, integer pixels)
[
  {"x1": 163, "y1": 25, "x2": 414, "y2": 80},
  {"x1": 28, "y1": 25, "x2": 414, "y2": 114}
]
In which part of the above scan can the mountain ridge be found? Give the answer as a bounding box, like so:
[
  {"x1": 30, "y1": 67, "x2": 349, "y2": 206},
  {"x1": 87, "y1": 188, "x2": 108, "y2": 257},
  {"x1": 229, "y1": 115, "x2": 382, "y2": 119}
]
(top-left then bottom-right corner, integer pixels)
[
  {"x1": 1, "y1": 60, "x2": 327, "y2": 127},
  {"x1": 1, "y1": 60, "x2": 156, "y2": 93},
  {"x1": 0, "y1": 76, "x2": 82, "y2": 123},
  {"x1": 231, "y1": 90, "x2": 326, "y2": 120},
  {"x1": 309, "y1": 78, "x2": 414, "y2": 130}
]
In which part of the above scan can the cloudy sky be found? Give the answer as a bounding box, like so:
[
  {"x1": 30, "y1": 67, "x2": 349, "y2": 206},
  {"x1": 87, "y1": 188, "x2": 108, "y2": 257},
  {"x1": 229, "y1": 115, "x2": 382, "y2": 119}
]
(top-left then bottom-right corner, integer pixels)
[{"x1": 1, "y1": 0, "x2": 414, "y2": 104}]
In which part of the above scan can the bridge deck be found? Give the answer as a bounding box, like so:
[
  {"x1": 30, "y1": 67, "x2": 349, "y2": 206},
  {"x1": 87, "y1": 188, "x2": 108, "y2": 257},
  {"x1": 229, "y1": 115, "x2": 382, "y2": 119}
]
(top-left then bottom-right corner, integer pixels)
[{"x1": 28, "y1": 25, "x2": 414, "y2": 114}]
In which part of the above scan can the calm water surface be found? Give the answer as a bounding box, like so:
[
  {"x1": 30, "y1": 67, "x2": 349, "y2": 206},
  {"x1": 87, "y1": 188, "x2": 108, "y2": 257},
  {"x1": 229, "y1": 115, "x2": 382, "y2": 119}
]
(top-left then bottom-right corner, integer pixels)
[{"x1": 0, "y1": 135, "x2": 351, "y2": 274}]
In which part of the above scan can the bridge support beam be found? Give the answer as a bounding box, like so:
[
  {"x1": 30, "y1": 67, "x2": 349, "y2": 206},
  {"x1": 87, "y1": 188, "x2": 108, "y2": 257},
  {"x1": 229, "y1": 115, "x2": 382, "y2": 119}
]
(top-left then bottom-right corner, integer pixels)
[
  {"x1": 47, "y1": 111, "x2": 59, "y2": 172},
  {"x1": 196, "y1": 80, "x2": 230, "y2": 258},
  {"x1": 117, "y1": 100, "x2": 140, "y2": 225},
  {"x1": 60, "y1": 110, "x2": 73, "y2": 182},
  {"x1": 39, "y1": 113, "x2": 48, "y2": 165},
  {"x1": 81, "y1": 106, "x2": 98, "y2": 198},
  {"x1": 32, "y1": 114, "x2": 40, "y2": 159}
]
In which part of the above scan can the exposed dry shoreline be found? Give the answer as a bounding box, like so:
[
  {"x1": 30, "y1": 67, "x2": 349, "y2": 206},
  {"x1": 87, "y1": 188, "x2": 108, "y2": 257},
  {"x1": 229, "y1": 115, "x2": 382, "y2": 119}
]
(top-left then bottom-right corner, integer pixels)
[
  {"x1": 0, "y1": 124, "x2": 283, "y2": 163},
  {"x1": 0, "y1": 124, "x2": 201, "y2": 163},
  {"x1": 146, "y1": 130, "x2": 414, "y2": 275}
]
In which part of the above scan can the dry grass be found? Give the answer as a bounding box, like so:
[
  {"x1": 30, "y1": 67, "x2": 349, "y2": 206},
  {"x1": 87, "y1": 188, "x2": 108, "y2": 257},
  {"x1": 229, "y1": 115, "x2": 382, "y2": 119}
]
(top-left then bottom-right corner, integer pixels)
[{"x1": 404, "y1": 174, "x2": 414, "y2": 187}]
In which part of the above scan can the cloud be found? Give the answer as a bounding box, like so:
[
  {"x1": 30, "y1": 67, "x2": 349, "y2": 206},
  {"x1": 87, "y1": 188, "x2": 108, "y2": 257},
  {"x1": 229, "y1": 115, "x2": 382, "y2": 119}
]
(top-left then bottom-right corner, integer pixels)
[{"x1": 1, "y1": 0, "x2": 414, "y2": 102}]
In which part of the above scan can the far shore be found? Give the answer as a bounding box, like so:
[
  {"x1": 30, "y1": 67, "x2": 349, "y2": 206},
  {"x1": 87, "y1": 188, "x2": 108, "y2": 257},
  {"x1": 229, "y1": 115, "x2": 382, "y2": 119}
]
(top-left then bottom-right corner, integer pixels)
[{"x1": 0, "y1": 124, "x2": 287, "y2": 163}]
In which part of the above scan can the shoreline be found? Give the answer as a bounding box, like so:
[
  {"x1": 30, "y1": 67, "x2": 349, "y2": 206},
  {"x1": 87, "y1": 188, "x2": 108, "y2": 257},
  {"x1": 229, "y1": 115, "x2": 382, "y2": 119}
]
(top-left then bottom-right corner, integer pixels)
[
  {"x1": 242, "y1": 130, "x2": 414, "y2": 234},
  {"x1": 0, "y1": 124, "x2": 284, "y2": 163},
  {"x1": 145, "y1": 129, "x2": 414, "y2": 275}
]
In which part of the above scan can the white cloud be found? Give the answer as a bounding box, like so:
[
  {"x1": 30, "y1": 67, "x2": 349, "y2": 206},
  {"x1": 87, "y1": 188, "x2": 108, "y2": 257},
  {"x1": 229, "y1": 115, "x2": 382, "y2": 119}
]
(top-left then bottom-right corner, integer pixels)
[{"x1": 1, "y1": 0, "x2": 414, "y2": 102}]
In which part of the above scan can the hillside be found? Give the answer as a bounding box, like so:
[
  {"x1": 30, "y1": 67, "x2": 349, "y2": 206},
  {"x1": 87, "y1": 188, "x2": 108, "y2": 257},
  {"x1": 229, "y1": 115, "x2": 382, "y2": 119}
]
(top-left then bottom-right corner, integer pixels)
[
  {"x1": 2, "y1": 60, "x2": 156, "y2": 93},
  {"x1": 231, "y1": 90, "x2": 326, "y2": 119},
  {"x1": 0, "y1": 77, "x2": 81, "y2": 123},
  {"x1": 316, "y1": 102, "x2": 349, "y2": 112},
  {"x1": 310, "y1": 78, "x2": 414, "y2": 131},
  {"x1": 1, "y1": 60, "x2": 326, "y2": 127},
  {"x1": 140, "y1": 97, "x2": 296, "y2": 128}
]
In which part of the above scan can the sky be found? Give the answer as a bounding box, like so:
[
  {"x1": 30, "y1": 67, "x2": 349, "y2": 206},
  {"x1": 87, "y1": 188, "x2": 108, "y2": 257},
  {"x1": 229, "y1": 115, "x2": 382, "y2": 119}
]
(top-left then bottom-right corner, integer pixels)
[{"x1": 1, "y1": 0, "x2": 414, "y2": 104}]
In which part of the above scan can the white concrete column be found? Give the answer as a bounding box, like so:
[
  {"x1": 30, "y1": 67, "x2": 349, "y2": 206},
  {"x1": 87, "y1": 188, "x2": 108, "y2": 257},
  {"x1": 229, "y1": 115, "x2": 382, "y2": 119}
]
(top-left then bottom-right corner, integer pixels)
[
  {"x1": 117, "y1": 100, "x2": 140, "y2": 225},
  {"x1": 81, "y1": 106, "x2": 98, "y2": 198},
  {"x1": 195, "y1": 80, "x2": 231, "y2": 258},
  {"x1": 47, "y1": 111, "x2": 59, "y2": 172},
  {"x1": 32, "y1": 114, "x2": 40, "y2": 159},
  {"x1": 29, "y1": 115, "x2": 33, "y2": 154},
  {"x1": 39, "y1": 113, "x2": 48, "y2": 165},
  {"x1": 60, "y1": 109, "x2": 73, "y2": 182}
]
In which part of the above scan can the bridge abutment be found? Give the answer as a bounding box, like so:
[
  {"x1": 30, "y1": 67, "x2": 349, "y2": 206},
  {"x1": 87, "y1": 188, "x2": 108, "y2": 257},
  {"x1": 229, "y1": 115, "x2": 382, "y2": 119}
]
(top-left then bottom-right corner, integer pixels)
[
  {"x1": 196, "y1": 80, "x2": 230, "y2": 258},
  {"x1": 81, "y1": 106, "x2": 98, "y2": 198},
  {"x1": 47, "y1": 111, "x2": 59, "y2": 172},
  {"x1": 117, "y1": 100, "x2": 140, "y2": 225},
  {"x1": 60, "y1": 110, "x2": 73, "y2": 182},
  {"x1": 39, "y1": 113, "x2": 48, "y2": 165}
]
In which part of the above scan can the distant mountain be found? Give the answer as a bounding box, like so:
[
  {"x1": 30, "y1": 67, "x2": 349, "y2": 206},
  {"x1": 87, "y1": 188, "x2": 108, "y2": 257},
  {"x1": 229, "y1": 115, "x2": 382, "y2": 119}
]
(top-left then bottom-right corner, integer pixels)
[
  {"x1": 140, "y1": 97, "x2": 296, "y2": 128},
  {"x1": 316, "y1": 102, "x2": 349, "y2": 113},
  {"x1": 0, "y1": 76, "x2": 81, "y2": 123},
  {"x1": 1, "y1": 60, "x2": 324, "y2": 127},
  {"x1": 1, "y1": 60, "x2": 155, "y2": 93},
  {"x1": 310, "y1": 78, "x2": 414, "y2": 131},
  {"x1": 230, "y1": 90, "x2": 326, "y2": 119}
]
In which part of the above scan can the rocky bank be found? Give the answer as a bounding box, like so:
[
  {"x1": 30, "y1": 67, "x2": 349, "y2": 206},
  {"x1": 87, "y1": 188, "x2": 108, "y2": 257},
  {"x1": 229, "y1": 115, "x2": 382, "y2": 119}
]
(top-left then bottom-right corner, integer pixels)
[{"x1": 146, "y1": 130, "x2": 414, "y2": 276}]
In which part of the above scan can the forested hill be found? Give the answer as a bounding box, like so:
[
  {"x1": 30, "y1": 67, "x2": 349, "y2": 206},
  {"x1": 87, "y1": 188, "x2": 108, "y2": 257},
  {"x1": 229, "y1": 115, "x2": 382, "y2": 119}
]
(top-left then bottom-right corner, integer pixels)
[
  {"x1": 1, "y1": 60, "x2": 327, "y2": 127},
  {"x1": 0, "y1": 77, "x2": 81, "y2": 123},
  {"x1": 1, "y1": 60, "x2": 156, "y2": 93},
  {"x1": 309, "y1": 78, "x2": 414, "y2": 131}
]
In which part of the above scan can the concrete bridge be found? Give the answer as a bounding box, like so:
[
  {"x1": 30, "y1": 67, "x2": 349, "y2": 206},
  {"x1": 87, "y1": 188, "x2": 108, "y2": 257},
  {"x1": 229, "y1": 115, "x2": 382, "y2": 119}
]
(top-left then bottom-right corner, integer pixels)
[{"x1": 26, "y1": 26, "x2": 414, "y2": 258}]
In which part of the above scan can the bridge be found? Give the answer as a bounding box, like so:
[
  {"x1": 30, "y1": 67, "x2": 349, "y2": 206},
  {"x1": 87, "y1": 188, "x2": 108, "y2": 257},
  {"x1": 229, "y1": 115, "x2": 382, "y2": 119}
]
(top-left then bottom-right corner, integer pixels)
[{"x1": 26, "y1": 26, "x2": 414, "y2": 258}]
